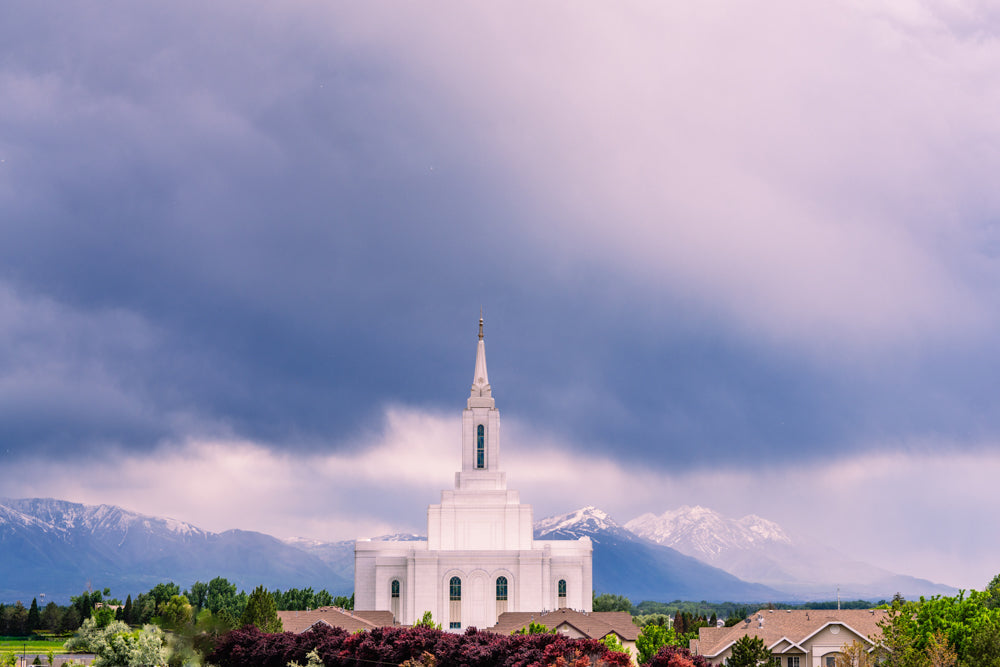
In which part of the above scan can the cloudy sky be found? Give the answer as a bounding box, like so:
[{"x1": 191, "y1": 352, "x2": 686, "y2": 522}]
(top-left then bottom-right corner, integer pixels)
[{"x1": 3, "y1": 1, "x2": 1000, "y2": 592}]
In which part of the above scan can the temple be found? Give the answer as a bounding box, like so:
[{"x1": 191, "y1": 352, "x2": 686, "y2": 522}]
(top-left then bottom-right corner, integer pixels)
[{"x1": 354, "y1": 317, "x2": 593, "y2": 629}]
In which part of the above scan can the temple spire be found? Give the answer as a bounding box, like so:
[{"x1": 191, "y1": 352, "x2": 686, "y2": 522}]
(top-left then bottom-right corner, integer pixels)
[{"x1": 471, "y1": 315, "x2": 491, "y2": 398}]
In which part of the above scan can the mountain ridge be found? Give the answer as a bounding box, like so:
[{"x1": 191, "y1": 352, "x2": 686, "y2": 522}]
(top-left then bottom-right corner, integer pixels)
[{"x1": 624, "y1": 504, "x2": 956, "y2": 600}]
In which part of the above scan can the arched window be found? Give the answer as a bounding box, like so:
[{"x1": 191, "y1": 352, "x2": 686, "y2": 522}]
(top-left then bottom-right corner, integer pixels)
[
  {"x1": 558, "y1": 579, "x2": 567, "y2": 608},
  {"x1": 496, "y1": 575, "x2": 508, "y2": 617},
  {"x1": 449, "y1": 576, "x2": 462, "y2": 629},
  {"x1": 390, "y1": 579, "x2": 401, "y2": 622},
  {"x1": 476, "y1": 425, "x2": 485, "y2": 469}
]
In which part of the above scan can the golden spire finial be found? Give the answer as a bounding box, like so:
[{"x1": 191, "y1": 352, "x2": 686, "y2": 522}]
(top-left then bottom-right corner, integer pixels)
[{"x1": 479, "y1": 307, "x2": 484, "y2": 340}]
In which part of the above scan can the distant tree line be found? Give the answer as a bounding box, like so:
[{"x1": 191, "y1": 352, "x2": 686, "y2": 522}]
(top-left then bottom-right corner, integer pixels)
[{"x1": 0, "y1": 578, "x2": 350, "y2": 637}]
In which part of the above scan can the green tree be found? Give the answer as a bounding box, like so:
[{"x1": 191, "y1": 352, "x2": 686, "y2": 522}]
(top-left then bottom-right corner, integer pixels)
[
  {"x1": 333, "y1": 593, "x2": 354, "y2": 610},
  {"x1": 728, "y1": 635, "x2": 773, "y2": 667},
  {"x1": 149, "y1": 582, "x2": 181, "y2": 609},
  {"x1": 240, "y1": 585, "x2": 282, "y2": 633},
  {"x1": 206, "y1": 577, "x2": 239, "y2": 616},
  {"x1": 637, "y1": 622, "x2": 678, "y2": 664},
  {"x1": 6, "y1": 602, "x2": 28, "y2": 636},
  {"x1": 513, "y1": 621, "x2": 555, "y2": 635},
  {"x1": 599, "y1": 633, "x2": 629, "y2": 655},
  {"x1": 413, "y1": 611, "x2": 440, "y2": 630},
  {"x1": 873, "y1": 598, "x2": 929, "y2": 667},
  {"x1": 27, "y1": 598, "x2": 40, "y2": 631},
  {"x1": 186, "y1": 582, "x2": 208, "y2": 614},
  {"x1": 593, "y1": 593, "x2": 632, "y2": 613},
  {"x1": 985, "y1": 574, "x2": 1000, "y2": 610},
  {"x1": 122, "y1": 595, "x2": 133, "y2": 625},
  {"x1": 289, "y1": 648, "x2": 327, "y2": 667},
  {"x1": 158, "y1": 595, "x2": 193, "y2": 630},
  {"x1": 92, "y1": 606, "x2": 115, "y2": 628}
]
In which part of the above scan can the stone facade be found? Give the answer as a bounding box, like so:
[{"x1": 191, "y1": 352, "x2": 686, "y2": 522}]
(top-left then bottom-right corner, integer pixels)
[{"x1": 354, "y1": 319, "x2": 592, "y2": 629}]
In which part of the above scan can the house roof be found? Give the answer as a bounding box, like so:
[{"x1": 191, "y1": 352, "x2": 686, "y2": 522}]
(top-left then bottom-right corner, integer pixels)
[
  {"x1": 488, "y1": 608, "x2": 639, "y2": 641},
  {"x1": 277, "y1": 606, "x2": 396, "y2": 634},
  {"x1": 692, "y1": 609, "x2": 888, "y2": 658}
]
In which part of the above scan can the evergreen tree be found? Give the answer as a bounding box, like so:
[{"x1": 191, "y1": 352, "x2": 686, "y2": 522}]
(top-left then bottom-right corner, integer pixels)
[
  {"x1": 728, "y1": 635, "x2": 773, "y2": 667},
  {"x1": 27, "y1": 598, "x2": 40, "y2": 632},
  {"x1": 122, "y1": 595, "x2": 133, "y2": 625},
  {"x1": 239, "y1": 586, "x2": 282, "y2": 633}
]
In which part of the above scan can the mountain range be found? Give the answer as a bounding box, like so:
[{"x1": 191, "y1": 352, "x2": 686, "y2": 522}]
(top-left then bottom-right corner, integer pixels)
[
  {"x1": 0, "y1": 498, "x2": 352, "y2": 603},
  {"x1": 0, "y1": 498, "x2": 954, "y2": 604},
  {"x1": 625, "y1": 505, "x2": 956, "y2": 600}
]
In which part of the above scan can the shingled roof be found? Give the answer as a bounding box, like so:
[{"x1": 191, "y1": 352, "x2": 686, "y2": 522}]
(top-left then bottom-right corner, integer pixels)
[
  {"x1": 489, "y1": 608, "x2": 639, "y2": 641},
  {"x1": 692, "y1": 609, "x2": 888, "y2": 658},
  {"x1": 277, "y1": 606, "x2": 396, "y2": 634}
]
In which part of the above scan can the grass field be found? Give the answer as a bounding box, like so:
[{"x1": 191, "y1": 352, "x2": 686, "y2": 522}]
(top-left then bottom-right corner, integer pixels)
[{"x1": 0, "y1": 637, "x2": 72, "y2": 653}]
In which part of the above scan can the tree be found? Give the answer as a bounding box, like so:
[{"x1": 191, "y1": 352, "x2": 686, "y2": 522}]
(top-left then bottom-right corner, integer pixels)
[
  {"x1": 89, "y1": 624, "x2": 166, "y2": 667},
  {"x1": 593, "y1": 593, "x2": 632, "y2": 613},
  {"x1": 206, "y1": 577, "x2": 239, "y2": 616},
  {"x1": 186, "y1": 581, "x2": 208, "y2": 614},
  {"x1": 158, "y1": 595, "x2": 193, "y2": 630},
  {"x1": 149, "y1": 582, "x2": 181, "y2": 609},
  {"x1": 333, "y1": 593, "x2": 353, "y2": 610},
  {"x1": 727, "y1": 635, "x2": 773, "y2": 667},
  {"x1": 925, "y1": 632, "x2": 956, "y2": 667},
  {"x1": 412, "y1": 611, "x2": 440, "y2": 630},
  {"x1": 64, "y1": 617, "x2": 131, "y2": 653},
  {"x1": 513, "y1": 621, "x2": 555, "y2": 635},
  {"x1": 872, "y1": 598, "x2": 928, "y2": 667},
  {"x1": 239, "y1": 585, "x2": 282, "y2": 633},
  {"x1": 122, "y1": 595, "x2": 133, "y2": 625},
  {"x1": 42, "y1": 602, "x2": 63, "y2": 632},
  {"x1": 637, "y1": 622, "x2": 678, "y2": 664},
  {"x1": 836, "y1": 640, "x2": 875, "y2": 667},
  {"x1": 985, "y1": 573, "x2": 1000, "y2": 610},
  {"x1": 600, "y1": 633, "x2": 629, "y2": 656},
  {"x1": 289, "y1": 648, "x2": 327, "y2": 667},
  {"x1": 646, "y1": 644, "x2": 710, "y2": 667},
  {"x1": 27, "y1": 598, "x2": 40, "y2": 632}
]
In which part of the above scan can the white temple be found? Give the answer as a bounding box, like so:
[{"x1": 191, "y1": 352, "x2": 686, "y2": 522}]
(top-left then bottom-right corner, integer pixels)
[{"x1": 354, "y1": 318, "x2": 593, "y2": 629}]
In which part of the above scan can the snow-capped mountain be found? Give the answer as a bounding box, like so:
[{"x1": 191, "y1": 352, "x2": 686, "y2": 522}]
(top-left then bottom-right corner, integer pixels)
[
  {"x1": 535, "y1": 506, "x2": 629, "y2": 541},
  {"x1": 625, "y1": 505, "x2": 955, "y2": 600},
  {"x1": 0, "y1": 498, "x2": 352, "y2": 603},
  {"x1": 534, "y1": 506, "x2": 787, "y2": 603},
  {"x1": 626, "y1": 505, "x2": 791, "y2": 559}
]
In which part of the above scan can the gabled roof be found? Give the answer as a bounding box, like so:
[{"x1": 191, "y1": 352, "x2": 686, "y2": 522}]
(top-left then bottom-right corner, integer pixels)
[
  {"x1": 489, "y1": 608, "x2": 639, "y2": 641},
  {"x1": 277, "y1": 606, "x2": 396, "y2": 634},
  {"x1": 693, "y1": 609, "x2": 887, "y2": 658}
]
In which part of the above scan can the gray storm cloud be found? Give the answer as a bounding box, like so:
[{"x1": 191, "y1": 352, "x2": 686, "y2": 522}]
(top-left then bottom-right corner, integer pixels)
[{"x1": 1, "y1": 1, "x2": 1000, "y2": 590}]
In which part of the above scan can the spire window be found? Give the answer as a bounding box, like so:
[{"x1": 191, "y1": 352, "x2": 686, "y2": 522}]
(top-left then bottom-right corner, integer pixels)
[
  {"x1": 476, "y1": 425, "x2": 486, "y2": 469},
  {"x1": 558, "y1": 579, "x2": 567, "y2": 609}
]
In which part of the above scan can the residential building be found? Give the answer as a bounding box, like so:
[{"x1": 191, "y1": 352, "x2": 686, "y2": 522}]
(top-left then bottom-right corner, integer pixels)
[
  {"x1": 276, "y1": 606, "x2": 395, "y2": 634},
  {"x1": 490, "y1": 608, "x2": 640, "y2": 662},
  {"x1": 691, "y1": 608, "x2": 887, "y2": 666}
]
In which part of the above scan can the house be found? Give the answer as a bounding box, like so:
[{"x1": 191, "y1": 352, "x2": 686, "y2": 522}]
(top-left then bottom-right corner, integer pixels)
[
  {"x1": 355, "y1": 318, "x2": 593, "y2": 630},
  {"x1": 690, "y1": 608, "x2": 887, "y2": 666},
  {"x1": 276, "y1": 606, "x2": 396, "y2": 634},
  {"x1": 489, "y1": 608, "x2": 640, "y2": 662}
]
